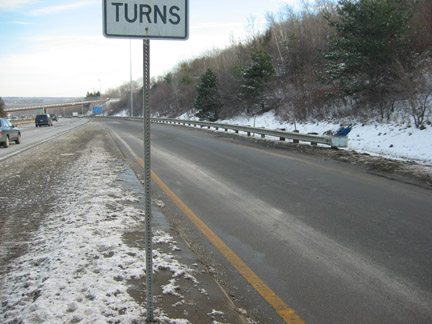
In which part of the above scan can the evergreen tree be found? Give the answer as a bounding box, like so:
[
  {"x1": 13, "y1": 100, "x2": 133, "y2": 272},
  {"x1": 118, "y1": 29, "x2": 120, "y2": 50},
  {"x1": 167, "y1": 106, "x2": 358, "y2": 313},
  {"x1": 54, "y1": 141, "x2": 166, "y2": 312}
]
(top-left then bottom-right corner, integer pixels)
[
  {"x1": 85, "y1": 91, "x2": 100, "y2": 99},
  {"x1": 239, "y1": 46, "x2": 275, "y2": 115},
  {"x1": 0, "y1": 97, "x2": 5, "y2": 117},
  {"x1": 320, "y1": 0, "x2": 416, "y2": 98},
  {"x1": 194, "y1": 68, "x2": 222, "y2": 121}
]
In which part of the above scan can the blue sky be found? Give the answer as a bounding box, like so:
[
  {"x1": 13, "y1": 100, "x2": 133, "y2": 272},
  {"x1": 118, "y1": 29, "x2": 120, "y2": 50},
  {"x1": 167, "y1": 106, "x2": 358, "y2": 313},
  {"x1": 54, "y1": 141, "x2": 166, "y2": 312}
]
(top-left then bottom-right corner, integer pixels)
[{"x1": 0, "y1": 0, "x2": 304, "y2": 97}]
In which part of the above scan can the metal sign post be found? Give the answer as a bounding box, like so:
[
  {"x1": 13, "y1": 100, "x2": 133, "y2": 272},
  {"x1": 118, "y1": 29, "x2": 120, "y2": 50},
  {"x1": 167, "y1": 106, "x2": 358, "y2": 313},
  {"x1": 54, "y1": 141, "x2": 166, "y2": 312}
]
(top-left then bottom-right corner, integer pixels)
[
  {"x1": 103, "y1": 1, "x2": 188, "y2": 322},
  {"x1": 142, "y1": 38, "x2": 153, "y2": 322}
]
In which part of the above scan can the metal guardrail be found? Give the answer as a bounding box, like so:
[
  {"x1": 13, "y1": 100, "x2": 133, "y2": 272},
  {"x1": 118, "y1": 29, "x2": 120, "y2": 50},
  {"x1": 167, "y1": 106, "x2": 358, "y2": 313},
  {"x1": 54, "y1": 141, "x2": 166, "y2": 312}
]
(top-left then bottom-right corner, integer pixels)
[{"x1": 151, "y1": 118, "x2": 348, "y2": 148}]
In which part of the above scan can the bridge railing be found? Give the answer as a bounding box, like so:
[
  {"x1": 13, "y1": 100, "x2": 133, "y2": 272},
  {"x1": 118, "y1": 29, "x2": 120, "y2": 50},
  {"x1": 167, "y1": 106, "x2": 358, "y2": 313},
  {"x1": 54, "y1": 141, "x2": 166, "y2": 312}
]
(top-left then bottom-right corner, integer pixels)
[{"x1": 4, "y1": 99, "x2": 105, "y2": 112}]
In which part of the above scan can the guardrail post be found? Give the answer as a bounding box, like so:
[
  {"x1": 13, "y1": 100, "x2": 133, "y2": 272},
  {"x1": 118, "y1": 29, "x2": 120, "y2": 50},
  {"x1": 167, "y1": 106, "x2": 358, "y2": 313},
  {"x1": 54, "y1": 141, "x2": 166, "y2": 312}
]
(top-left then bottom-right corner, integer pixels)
[
  {"x1": 293, "y1": 130, "x2": 299, "y2": 143},
  {"x1": 260, "y1": 127, "x2": 265, "y2": 138},
  {"x1": 279, "y1": 128, "x2": 286, "y2": 141},
  {"x1": 308, "y1": 132, "x2": 318, "y2": 146}
]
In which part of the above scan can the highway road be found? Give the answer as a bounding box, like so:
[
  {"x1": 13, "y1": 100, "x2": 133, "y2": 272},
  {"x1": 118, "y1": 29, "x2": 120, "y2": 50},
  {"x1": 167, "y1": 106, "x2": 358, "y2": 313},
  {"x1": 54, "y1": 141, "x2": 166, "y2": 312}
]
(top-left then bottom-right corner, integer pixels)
[
  {"x1": 102, "y1": 118, "x2": 432, "y2": 324},
  {"x1": 8, "y1": 117, "x2": 429, "y2": 323},
  {"x1": 101, "y1": 118, "x2": 432, "y2": 323},
  {"x1": 0, "y1": 118, "x2": 88, "y2": 161}
]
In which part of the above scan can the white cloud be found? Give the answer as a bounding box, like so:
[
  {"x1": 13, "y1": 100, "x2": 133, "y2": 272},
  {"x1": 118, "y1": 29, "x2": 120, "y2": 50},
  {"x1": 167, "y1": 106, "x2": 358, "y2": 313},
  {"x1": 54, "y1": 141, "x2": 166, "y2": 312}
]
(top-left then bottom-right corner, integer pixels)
[
  {"x1": 0, "y1": 20, "x2": 33, "y2": 24},
  {"x1": 191, "y1": 22, "x2": 246, "y2": 30},
  {"x1": 0, "y1": 0, "x2": 34, "y2": 11},
  {"x1": 28, "y1": 0, "x2": 98, "y2": 16},
  {"x1": 0, "y1": 33, "x2": 134, "y2": 96}
]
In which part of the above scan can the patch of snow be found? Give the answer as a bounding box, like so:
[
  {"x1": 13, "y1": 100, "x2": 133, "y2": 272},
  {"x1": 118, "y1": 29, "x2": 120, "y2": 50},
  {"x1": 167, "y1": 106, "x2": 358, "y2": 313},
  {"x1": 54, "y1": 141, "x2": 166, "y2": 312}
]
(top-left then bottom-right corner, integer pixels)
[
  {"x1": 208, "y1": 309, "x2": 225, "y2": 316},
  {"x1": 161, "y1": 279, "x2": 182, "y2": 298},
  {"x1": 153, "y1": 230, "x2": 182, "y2": 252},
  {"x1": 0, "y1": 144, "x2": 195, "y2": 323},
  {"x1": 178, "y1": 111, "x2": 199, "y2": 121},
  {"x1": 114, "y1": 109, "x2": 130, "y2": 117},
  {"x1": 207, "y1": 309, "x2": 226, "y2": 324}
]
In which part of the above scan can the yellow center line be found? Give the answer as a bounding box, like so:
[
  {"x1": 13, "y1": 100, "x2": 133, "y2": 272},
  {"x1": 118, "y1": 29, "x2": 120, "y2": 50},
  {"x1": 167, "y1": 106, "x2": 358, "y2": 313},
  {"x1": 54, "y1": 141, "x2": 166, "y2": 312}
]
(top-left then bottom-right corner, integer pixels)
[{"x1": 136, "y1": 157, "x2": 305, "y2": 324}]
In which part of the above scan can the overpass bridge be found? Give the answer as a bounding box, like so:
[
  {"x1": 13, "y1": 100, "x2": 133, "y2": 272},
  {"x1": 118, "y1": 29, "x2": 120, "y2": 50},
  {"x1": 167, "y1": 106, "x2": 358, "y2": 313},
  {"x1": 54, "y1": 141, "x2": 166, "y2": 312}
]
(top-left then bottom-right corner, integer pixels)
[{"x1": 4, "y1": 99, "x2": 107, "y2": 117}]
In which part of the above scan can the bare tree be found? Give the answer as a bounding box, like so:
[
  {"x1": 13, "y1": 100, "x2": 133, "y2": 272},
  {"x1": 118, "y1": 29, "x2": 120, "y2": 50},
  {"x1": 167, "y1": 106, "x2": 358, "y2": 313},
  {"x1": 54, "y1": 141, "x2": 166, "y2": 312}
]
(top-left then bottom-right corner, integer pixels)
[
  {"x1": 408, "y1": 88, "x2": 432, "y2": 128},
  {"x1": 0, "y1": 98, "x2": 5, "y2": 118}
]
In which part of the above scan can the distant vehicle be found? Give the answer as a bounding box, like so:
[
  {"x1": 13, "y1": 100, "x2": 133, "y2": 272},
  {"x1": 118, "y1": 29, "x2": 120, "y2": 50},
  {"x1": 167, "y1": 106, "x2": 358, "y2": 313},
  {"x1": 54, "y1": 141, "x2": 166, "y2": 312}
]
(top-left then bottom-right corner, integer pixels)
[
  {"x1": 50, "y1": 113, "x2": 58, "y2": 121},
  {"x1": 0, "y1": 118, "x2": 21, "y2": 148},
  {"x1": 35, "y1": 114, "x2": 53, "y2": 127},
  {"x1": 72, "y1": 112, "x2": 79, "y2": 117}
]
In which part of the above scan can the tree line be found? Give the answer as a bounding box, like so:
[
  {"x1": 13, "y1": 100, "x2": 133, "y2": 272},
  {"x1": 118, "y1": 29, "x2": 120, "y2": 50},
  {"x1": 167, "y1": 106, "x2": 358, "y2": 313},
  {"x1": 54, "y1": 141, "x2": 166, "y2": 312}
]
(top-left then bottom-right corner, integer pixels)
[
  {"x1": 106, "y1": 0, "x2": 432, "y2": 128},
  {"x1": 85, "y1": 91, "x2": 101, "y2": 99}
]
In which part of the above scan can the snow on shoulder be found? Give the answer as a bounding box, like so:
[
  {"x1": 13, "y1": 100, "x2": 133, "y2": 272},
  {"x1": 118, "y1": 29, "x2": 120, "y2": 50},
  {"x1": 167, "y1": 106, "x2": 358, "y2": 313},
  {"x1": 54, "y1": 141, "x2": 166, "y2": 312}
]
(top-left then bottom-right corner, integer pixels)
[{"x1": 0, "y1": 143, "x2": 198, "y2": 323}]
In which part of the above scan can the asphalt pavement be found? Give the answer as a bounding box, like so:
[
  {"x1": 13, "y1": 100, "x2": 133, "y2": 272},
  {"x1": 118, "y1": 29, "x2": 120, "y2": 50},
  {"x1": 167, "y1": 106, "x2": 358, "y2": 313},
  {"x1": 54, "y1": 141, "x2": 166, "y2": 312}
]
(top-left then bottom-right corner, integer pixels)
[{"x1": 106, "y1": 119, "x2": 432, "y2": 324}]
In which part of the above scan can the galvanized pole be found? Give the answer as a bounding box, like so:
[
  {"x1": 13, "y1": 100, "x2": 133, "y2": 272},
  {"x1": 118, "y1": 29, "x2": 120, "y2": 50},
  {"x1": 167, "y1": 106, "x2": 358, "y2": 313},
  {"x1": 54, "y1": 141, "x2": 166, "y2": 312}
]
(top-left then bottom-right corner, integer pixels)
[
  {"x1": 130, "y1": 40, "x2": 134, "y2": 117},
  {"x1": 143, "y1": 38, "x2": 153, "y2": 323}
]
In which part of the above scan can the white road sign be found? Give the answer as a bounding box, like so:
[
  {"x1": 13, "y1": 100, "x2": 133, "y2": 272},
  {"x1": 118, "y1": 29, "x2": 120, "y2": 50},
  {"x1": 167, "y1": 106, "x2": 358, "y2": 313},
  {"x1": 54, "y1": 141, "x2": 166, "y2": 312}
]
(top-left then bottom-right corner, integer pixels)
[{"x1": 103, "y1": 0, "x2": 188, "y2": 39}]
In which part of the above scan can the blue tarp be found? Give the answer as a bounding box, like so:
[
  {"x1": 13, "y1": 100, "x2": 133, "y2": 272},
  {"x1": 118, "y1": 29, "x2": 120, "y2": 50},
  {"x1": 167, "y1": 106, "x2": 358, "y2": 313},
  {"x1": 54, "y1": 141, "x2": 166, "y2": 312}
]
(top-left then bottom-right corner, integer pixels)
[{"x1": 336, "y1": 127, "x2": 352, "y2": 136}]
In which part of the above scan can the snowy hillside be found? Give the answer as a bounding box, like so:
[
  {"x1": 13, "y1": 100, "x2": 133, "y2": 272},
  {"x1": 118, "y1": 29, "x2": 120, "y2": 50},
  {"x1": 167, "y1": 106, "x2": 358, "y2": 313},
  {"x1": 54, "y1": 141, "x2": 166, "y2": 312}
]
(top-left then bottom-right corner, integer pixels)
[{"x1": 217, "y1": 112, "x2": 432, "y2": 164}]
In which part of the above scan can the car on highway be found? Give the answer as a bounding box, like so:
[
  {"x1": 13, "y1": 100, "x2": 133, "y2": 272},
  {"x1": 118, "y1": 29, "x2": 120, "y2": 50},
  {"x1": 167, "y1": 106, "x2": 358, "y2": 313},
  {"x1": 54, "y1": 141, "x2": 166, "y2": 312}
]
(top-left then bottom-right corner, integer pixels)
[
  {"x1": 0, "y1": 118, "x2": 21, "y2": 148},
  {"x1": 50, "y1": 113, "x2": 58, "y2": 121},
  {"x1": 35, "y1": 114, "x2": 53, "y2": 127}
]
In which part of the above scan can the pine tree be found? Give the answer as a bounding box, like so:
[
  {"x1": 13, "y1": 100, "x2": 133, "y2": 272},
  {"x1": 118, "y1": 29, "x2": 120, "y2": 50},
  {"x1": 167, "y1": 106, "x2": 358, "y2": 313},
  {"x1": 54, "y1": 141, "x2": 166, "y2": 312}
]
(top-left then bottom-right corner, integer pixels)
[
  {"x1": 239, "y1": 46, "x2": 275, "y2": 115},
  {"x1": 85, "y1": 91, "x2": 100, "y2": 99},
  {"x1": 194, "y1": 68, "x2": 222, "y2": 121},
  {"x1": 320, "y1": 0, "x2": 416, "y2": 98}
]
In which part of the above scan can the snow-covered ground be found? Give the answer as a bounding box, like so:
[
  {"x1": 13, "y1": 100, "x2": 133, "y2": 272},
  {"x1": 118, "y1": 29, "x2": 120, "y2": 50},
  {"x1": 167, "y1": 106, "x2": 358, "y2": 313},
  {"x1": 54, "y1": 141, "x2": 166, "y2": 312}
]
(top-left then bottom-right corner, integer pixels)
[
  {"x1": 188, "y1": 112, "x2": 431, "y2": 164},
  {"x1": 0, "y1": 144, "x2": 202, "y2": 324}
]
